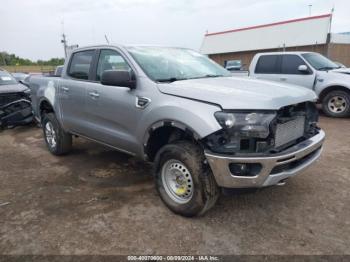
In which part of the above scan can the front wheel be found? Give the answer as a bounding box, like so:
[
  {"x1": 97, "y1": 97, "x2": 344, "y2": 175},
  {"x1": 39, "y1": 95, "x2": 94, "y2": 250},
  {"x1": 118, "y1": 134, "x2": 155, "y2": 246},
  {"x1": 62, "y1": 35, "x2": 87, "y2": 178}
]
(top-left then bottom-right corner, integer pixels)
[
  {"x1": 154, "y1": 141, "x2": 219, "y2": 217},
  {"x1": 322, "y1": 90, "x2": 350, "y2": 118}
]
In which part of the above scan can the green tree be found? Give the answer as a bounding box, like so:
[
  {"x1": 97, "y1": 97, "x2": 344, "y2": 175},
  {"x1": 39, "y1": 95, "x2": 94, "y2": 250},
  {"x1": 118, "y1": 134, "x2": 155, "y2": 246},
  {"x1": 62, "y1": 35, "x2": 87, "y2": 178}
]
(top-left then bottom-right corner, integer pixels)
[{"x1": 0, "y1": 51, "x2": 64, "y2": 66}]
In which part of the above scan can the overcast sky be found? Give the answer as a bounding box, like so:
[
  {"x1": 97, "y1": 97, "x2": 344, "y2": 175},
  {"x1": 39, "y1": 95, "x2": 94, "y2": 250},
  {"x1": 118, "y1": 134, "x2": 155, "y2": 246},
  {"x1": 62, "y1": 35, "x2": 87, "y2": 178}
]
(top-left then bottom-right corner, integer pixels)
[{"x1": 1, "y1": 0, "x2": 349, "y2": 61}]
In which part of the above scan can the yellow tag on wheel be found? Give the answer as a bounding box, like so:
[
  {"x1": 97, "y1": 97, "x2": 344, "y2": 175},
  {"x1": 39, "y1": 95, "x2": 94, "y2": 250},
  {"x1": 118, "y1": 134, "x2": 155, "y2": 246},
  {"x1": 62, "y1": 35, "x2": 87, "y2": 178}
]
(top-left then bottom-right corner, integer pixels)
[{"x1": 176, "y1": 187, "x2": 186, "y2": 196}]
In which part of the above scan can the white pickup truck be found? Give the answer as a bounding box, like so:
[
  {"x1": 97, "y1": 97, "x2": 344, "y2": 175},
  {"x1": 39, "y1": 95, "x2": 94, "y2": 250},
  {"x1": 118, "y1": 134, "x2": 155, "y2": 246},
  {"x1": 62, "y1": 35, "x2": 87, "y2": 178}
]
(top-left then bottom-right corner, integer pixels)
[{"x1": 248, "y1": 52, "x2": 350, "y2": 118}]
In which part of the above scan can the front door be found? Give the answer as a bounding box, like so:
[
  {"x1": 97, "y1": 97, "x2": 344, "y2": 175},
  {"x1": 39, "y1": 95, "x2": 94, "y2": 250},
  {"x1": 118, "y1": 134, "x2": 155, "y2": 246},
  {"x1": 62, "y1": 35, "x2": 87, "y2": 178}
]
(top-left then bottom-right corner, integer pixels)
[
  {"x1": 84, "y1": 49, "x2": 144, "y2": 154},
  {"x1": 279, "y1": 54, "x2": 315, "y2": 89}
]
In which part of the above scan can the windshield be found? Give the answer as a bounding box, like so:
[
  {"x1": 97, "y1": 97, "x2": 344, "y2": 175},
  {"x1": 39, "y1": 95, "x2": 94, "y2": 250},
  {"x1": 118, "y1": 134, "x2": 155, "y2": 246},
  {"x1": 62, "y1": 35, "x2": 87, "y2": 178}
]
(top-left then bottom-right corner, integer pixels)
[
  {"x1": 127, "y1": 47, "x2": 231, "y2": 82},
  {"x1": 226, "y1": 60, "x2": 241, "y2": 67},
  {"x1": 0, "y1": 71, "x2": 18, "y2": 85},
  {"x1": 302, "y1": 53, "x2": 339, "y2": 70}
]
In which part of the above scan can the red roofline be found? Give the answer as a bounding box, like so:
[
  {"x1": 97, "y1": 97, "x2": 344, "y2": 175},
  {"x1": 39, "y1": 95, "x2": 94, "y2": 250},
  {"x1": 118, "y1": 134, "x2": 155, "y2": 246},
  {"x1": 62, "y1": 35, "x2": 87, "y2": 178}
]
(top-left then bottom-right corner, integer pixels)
[{"x1": 205, "y1": 14, "x2": 331, "y2": 37}]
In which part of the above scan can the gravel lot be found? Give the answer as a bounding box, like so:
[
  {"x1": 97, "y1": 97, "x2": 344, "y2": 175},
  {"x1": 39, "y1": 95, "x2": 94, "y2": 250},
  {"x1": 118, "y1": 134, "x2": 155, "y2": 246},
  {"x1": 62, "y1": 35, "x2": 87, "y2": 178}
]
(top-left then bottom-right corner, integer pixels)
[{"x1": 0, "y1": 116, "x2": 349, "y2": 255}]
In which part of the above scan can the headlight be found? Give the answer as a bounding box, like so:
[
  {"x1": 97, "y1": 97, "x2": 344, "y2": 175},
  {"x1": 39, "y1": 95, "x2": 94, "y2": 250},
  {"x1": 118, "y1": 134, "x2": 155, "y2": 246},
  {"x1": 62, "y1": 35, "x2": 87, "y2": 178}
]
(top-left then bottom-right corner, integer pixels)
[
  {"x1": 214, "y1": 111, "x2": 276, "y2": 138},
  {"x1": 23, "y1": 88, "x2": 32, "y2": 99}
]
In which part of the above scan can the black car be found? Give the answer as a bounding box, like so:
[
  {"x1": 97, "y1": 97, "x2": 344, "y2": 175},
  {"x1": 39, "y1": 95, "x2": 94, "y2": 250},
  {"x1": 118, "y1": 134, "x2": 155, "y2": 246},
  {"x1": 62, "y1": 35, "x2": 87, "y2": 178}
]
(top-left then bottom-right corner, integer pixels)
[{"x1": 0, "y1": 68, "x2": 33, "y2": 129}]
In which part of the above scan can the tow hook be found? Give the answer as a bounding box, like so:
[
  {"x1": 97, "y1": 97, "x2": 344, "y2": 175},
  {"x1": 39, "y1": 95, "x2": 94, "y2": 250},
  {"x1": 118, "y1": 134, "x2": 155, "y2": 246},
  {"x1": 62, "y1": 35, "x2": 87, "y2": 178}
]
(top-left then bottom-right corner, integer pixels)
[{"x1": 277, "y1": 179, "x2": 288, "y2": 186}]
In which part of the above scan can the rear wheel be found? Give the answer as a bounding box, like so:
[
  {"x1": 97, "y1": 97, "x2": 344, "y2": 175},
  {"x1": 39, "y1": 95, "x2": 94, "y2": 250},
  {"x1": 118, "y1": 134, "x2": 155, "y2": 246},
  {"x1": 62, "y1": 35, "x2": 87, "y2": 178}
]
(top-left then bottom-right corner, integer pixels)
[
  {"x1": 154, "y1": 141, "x2": 219, "y2": 217},
  {"x1": 322, "y1": 90, "x2": 350, "y2": 118},
  {"x1": 42, "y1": 113, "x2": 72, "y2": 155}
]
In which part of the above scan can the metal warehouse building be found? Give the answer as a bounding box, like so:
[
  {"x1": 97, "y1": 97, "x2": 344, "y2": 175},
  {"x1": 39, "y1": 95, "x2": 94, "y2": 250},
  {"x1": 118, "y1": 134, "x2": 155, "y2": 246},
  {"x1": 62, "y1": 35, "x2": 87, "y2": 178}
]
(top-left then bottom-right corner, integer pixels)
[{"x1": 201, "y1": 14, "x2": 350, "y2": 68}]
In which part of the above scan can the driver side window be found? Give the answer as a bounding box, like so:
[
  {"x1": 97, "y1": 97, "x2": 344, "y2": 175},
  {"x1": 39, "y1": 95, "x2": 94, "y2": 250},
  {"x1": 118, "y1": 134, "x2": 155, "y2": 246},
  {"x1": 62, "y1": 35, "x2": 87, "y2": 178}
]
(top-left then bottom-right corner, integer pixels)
[
  {"x1": 96, "y1": 49, "x2": 131, "y2": 81},
  {"x1": 281, "y1": 55, "x2": 309, "y2": 75}
]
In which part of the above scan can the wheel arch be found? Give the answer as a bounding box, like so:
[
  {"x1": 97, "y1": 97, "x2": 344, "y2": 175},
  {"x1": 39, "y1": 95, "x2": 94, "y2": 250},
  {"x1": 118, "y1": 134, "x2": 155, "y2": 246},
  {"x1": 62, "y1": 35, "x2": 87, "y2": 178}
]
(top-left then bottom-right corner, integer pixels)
[
  {"x1": 143, "y1": 120, "x2": 202, "y2": 162},
  {"x1": 319, "y1": 85, "x2": 350, "y2": 102},
  {"x1": 39, "y1": 98, "x2": 55, "y2": 118}
]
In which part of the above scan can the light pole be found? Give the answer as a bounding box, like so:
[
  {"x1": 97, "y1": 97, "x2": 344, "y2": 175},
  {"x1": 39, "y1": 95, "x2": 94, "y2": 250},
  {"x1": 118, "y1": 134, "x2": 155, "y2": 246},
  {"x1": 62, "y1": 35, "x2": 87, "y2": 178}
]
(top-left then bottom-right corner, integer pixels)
[{"x1": 308, "y1": 4, "x2": 312, "y2": 16}]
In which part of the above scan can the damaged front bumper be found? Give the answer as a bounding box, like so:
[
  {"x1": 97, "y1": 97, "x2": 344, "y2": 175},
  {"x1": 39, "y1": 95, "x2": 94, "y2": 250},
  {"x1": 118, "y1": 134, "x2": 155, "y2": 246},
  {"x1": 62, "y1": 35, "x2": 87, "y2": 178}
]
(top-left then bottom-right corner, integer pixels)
[
  {"x1": 205, "y1": 130, "x2": 325, "y2": 188},
  {"x1": 0, "y1": 99, "x2": 33, "y2": 129}
]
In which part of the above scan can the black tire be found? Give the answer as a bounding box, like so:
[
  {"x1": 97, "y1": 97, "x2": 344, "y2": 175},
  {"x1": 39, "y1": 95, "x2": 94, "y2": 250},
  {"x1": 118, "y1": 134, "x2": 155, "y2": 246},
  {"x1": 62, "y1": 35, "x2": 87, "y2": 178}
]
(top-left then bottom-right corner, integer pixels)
[
  {"x1": 154, "y1": 141, "x2": 219, "y2": 217},
  {"x1": 322, "y1": 90, "x2": 350, "y2": 118},
  {"x1": 42, "y1": 113, "x2": 72, "y2": 155}
]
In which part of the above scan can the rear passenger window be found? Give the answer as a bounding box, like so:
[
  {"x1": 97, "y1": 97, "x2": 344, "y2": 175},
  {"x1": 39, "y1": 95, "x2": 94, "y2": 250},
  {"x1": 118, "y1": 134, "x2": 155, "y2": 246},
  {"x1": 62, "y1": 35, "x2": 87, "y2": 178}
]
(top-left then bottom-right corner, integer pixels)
[
  {"x1": 281, "y1": 55, "x2": 308, "y2": 74},
  {"x1": 255, "y1": 55, "x2": 280, "y2": 74},
  {"x1": 68, "y1": 50, "x2": 95, "y2": 80},
  {"x1": 96, "y1": 49, "x2": 131, "y2": 81}
]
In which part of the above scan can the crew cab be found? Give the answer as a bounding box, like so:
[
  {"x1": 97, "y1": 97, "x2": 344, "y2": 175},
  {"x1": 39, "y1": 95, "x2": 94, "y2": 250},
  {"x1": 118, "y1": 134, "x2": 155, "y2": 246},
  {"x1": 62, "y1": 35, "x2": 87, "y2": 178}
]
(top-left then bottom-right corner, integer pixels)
[
  {"x1": 29, "y1": 45, "x2": 325, "y2": 216},
  {"x1": 249, "y1": 52, "x2": 350, "y2": 118}
]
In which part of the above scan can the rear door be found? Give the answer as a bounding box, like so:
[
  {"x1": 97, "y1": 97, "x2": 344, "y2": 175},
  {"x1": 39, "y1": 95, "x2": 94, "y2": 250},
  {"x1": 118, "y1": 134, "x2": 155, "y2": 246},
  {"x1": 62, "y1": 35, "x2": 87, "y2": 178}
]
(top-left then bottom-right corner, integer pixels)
[
  {"x1": 252, "y1": 54, "x2": 281, "y2": 82},
  {"x1": 279, "y1": 54, "x2": 315, "y2": 89},
  {"x1": 59, "y1": 49, "x2": 97, "y2": 133}
]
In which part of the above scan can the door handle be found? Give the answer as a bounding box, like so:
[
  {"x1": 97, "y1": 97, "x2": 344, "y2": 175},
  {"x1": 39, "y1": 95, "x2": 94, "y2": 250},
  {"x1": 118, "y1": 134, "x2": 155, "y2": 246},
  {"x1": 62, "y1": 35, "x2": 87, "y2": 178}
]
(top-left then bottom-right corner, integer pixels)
[
  {"x1": 89, "y1": 91, "x2": 100, "y2": 98},
  {"x1": 62, "y1": 86, "x2": 69, "y2": 92},
  {"x1": 280, "y1": 78, "x2": 287, "y2": 81}
]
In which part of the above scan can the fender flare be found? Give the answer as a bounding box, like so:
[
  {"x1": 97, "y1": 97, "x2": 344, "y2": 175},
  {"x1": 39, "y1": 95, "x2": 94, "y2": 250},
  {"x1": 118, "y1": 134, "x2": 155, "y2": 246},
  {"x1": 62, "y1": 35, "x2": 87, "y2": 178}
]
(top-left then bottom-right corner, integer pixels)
[
  {"x1": 142, "y1": 120, "x2": 201, "y2": 149},
  {"x1": 318, "y1": 85, "x2": 350, "y2": 101}
]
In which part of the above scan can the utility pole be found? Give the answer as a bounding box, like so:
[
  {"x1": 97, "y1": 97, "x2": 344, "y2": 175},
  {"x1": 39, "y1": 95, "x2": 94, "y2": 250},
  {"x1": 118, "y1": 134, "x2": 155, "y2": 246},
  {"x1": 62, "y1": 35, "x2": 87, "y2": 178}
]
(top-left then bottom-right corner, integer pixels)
[
  {"x1": 61, "y1": 33, "x2": 68, "y2": 58},
  {"x1": 329, "y1": 6, "x2": 335, "y2": 34},
  {"x1": 326, "y1": 6, "x2": 335, "y2": 58},
  {"x1": 308, "y1": 4, "x2": 312, "y2": 16}
]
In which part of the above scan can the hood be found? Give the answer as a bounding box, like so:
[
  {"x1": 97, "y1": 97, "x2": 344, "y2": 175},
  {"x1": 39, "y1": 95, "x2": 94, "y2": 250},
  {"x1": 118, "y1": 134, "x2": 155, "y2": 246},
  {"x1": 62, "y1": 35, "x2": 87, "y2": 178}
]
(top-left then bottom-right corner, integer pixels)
[
  {"x1": 157, "y1": 77, "x2": 317, "y2": 110},
  {"x1": 0, "y1": 83, "x2": 29, "y2": 94},
  {"x1": 330, "y1": 68, "x2": 350, "y2": 75}
]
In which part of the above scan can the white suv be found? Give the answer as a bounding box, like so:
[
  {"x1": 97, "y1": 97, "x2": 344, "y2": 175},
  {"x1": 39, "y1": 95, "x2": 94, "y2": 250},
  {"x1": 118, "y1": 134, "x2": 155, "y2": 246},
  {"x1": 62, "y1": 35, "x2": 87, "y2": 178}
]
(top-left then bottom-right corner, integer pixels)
[{"x1": 250, "y1": 52, "x2": 350, "y2": 117}]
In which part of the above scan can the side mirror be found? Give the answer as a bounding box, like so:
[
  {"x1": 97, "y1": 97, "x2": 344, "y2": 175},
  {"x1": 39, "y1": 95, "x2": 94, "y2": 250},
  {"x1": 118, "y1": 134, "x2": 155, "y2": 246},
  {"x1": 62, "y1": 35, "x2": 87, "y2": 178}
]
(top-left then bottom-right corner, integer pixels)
[
  {"x1": 101, "y1": 70, "x2": 136, "y2": 89},
  {"x1": 298, "y1": 65, "x2": 309, "y2": 74}
]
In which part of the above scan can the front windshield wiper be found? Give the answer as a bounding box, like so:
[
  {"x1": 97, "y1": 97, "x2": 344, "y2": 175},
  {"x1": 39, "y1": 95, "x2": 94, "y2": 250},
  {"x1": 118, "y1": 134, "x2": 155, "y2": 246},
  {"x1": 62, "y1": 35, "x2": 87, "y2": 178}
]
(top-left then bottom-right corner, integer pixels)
[
  {"x1": 188, "y1": 74, "x2": 225, "y2": 80},
  {"x1": 156, "y1": 74, "x2": 225, "y2": 83},
  {"x1": 202, "y1": 74, "x2": 224, "y2": 78},
  {"x1": 156, "y1": 77, "x2": 187, "y2": 83}
]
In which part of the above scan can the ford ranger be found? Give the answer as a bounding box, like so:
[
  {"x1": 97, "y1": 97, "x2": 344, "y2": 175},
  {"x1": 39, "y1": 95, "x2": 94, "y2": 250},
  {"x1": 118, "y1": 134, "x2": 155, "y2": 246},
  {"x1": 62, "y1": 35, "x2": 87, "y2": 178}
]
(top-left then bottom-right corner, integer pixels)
[
  {"x1": 249, "y1": 52, "x2": 350, "y2": 118},
  {"x1": 29, "y1": 45, "x2": 325, "y2": 216}
]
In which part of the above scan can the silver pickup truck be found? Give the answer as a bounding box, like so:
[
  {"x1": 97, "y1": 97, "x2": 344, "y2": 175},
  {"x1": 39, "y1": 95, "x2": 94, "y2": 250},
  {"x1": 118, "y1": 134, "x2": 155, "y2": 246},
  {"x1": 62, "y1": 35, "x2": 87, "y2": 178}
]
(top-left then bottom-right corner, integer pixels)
[{"x1": 29, "y1": 45, "x2": 325, "y2": 216}]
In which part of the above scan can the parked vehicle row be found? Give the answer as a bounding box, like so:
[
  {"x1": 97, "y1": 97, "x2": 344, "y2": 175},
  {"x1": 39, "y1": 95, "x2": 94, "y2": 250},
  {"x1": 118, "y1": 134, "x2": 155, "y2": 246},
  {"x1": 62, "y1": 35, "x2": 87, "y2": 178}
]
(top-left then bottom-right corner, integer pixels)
[{"x1": 28, "y1": 45, "x2": 325, "y2": 216}]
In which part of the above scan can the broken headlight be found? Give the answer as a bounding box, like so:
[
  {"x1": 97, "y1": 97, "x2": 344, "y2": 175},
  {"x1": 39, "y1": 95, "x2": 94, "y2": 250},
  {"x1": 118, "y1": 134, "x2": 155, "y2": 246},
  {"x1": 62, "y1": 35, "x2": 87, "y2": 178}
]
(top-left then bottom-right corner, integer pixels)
[
  {"x1": 204, "y1": 111, "x2": 277, "y2": 154},
  {"x1": 214, "y1": 111, "x2": 276, "y2": 138}
]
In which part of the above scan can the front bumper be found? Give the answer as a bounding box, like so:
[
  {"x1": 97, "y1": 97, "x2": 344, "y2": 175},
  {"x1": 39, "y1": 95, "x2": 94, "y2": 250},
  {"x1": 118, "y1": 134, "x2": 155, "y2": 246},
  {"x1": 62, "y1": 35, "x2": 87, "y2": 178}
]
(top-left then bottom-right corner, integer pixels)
[
  {"x1": 0, "y1": 99, "x2": 33, "y2": 129},
  {"x1": 205, "y1": 130, "x2": 325, "y2": 188}
]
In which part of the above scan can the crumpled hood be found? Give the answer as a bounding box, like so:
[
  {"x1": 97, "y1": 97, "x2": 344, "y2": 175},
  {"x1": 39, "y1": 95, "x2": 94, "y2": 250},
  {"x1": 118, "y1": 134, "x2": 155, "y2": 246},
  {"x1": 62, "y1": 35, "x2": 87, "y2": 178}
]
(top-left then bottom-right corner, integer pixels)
[
  {"x1": 157, "y1": 77, "x2": 317, "y2": 110},
  {"x1": 0, "y1": 83, "x2": 28, "y2": 94}
]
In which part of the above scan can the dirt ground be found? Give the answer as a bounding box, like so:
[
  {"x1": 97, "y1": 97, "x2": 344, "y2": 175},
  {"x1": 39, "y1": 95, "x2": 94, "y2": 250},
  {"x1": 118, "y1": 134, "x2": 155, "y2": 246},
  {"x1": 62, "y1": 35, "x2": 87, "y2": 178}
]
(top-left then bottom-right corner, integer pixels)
[{"x1": 0, "y1": 116, "x2": 349, "y2": 255}]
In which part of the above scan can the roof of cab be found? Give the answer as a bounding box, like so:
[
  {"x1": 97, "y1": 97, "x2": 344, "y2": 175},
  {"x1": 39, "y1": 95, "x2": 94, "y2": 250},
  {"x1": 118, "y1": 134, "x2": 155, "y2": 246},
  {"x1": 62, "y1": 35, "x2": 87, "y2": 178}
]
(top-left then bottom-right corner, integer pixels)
[{"x1": 255, "y1": 51, "x2": 315, "y2": 56}]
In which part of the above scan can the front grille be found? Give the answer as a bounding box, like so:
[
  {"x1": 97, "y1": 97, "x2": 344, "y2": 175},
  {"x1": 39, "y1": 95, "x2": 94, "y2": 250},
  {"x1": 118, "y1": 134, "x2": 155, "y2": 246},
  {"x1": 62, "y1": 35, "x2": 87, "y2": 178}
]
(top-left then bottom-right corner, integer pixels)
[
  {"x1": 0, "y1": 93, "x2": 23, "y2": 106},
  {"x1": 275, "y1": 116, "x2": 305, "y2": 148}
]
